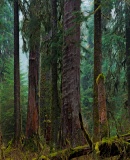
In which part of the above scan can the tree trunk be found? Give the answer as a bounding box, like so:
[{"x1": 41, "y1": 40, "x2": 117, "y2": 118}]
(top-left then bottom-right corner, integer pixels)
[
  {"x1": 126, "y1": 3, "x2": 130, "y2": 119},
  {"x1": 14, "y1": 0, "x2": 21, "y2": 146},
  {"x1": 93, "y1": 0, "x2": 102, "y2": 143},
  {"x1": 96, "y1": 74, "x2": 108, "y2": 139},
  {"x1": 40, "y1": 0, "x2": 52, "y2": 145},
  {"x1": 61, "y1": 0, "x2": 85, "y2": 148},
  {"x1": 40, "y1": 54, "x2": 51, "y2": 144},
  {"x1": 51, "y1": 0, "x2": 60, "y2": 148},
  {"x1": 26, "y1": 0, "x2": 40, "y2": 138}
]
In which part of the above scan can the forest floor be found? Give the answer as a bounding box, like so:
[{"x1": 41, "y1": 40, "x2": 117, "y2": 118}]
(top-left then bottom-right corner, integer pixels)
[
  {"x1": 3, "y1": 151, "x2": 130, "y2": 160},
  {"x1": 2, "y1": 133, "x2": 130, "y2": 160},
  {"x1": 2, "y1": 147, "x2": 130, "y2": 160}
]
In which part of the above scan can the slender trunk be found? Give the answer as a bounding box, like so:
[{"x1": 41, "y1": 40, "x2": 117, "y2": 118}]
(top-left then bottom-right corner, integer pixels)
[
  {"x1": 51, "y1": 0, "x2": 60, "y2": 147},
  {"x1": 93, "y1": 0, "x2": 102, "y2": 142},
  {"x1": 61, "y1": 0, "x2": 85, "y2": 148},
  {"x1": 14, "y1": 0, "x2": 21, "y2": 145},
  {"x1": 96, "y1": 74, "x2": 108, "y2": 139},
  {"x1": 40, "y1": 53, "x2": 51, "y2": 144},
  {"x1": 0, "y1": 79, "x2": 3, "y2": 158},
  {"x1": 126, "y1": 4, "x2": 130, "y2": 119},
  {"x1": 26, "y1": 0, "x2": 40, "y2": 138}
]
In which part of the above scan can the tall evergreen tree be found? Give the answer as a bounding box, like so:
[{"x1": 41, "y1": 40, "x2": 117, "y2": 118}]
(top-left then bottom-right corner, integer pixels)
[
  {"x1": 26, "y1": 0, "x2": 41, "y2": 138},
  {"x1": 40, "y1": 0, "x2": 52, "y2": 144},
  {"x1": 93, "y1": 0, "x2": 102, "y2": 142},
  {"x1": 51, "y1": 0, "x2": 60, "y2": 147},
  {"x1": 126, "y1": 2, "x2": 130, "y2": 119},
  {"x1": 14, "y1": 0, "x2": 21, "y2": 146},
  {"x1": 61, "y1": 0, "x2": 85, "y2": 148}
]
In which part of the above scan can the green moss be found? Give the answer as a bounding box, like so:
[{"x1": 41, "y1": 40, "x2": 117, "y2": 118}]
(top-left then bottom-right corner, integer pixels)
[
  {"x1": 96, "y1": 73, "x2": 105, "y2": 85},
  {"x1": 94, "y1": 136, "x2": 130, "y2": 158},
  {"x1": 95, "y1": 142, "x2": 101, "y2": 155},
  {"x1": 38, "y1": 155, "x2": 50, "y2": 160},
  {"x1": 44, "y1": 120, "x2": 51, "y2": 123},
  {"x1": 49, "y1": 148, "x2": 70, "y2": 159}
]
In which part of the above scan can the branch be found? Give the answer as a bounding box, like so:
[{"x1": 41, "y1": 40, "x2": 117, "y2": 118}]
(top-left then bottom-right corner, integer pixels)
[{"x1": 79, "y1": 112, "x2": 92, "y2": 148}]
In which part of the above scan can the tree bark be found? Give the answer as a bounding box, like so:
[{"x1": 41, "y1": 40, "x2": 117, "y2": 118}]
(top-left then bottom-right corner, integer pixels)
[
  {"x1": 126, "y1": 3, "x2": 130, "y2": 120},
  {"x1": 61, "y1": 0, "x2": 85, "y2": 148},
  {"x1": 26, "y1": 0, "x2": 40, "y2": 138},
  {"x1": 40, "y1": 54, "x2": 51, "y2": 144},
  {"x1": 40, "y1": 0, "x2": 52, "y2": 145},
  {"x1": 51, "y1": 0, "x2": 60, "y2": 147},
  {"x1": 93, "y1": 0, "x2": 102, "y2": 142},
  {"x1": 14, "y1": 0, "x2": 21, "y2": 146},
  {"x1": 96, "y1": 74, "x2": 109, "y2": 139}
]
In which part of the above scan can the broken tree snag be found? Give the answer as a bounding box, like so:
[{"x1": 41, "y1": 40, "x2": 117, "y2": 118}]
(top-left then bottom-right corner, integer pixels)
[{"x1": 96, "y1": 73, "x2": 109, "y2": 139}]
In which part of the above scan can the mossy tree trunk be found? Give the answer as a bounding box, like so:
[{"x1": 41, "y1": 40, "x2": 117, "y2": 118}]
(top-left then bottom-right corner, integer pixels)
[
  {"x1": 96, "y1": 74, "x2": 109, "y2": 139},
  {"x1": 40, "y1": 54, "x2": 51, "y2": 144},
  {"x1": 93, "y1": 0, "x2": 102, "y2": 143},
  {"x1": 26, "y1": 0, "x2": 41, "y2": 138},
  {"x1": 51, "y1": 0, "x2": 60, "y2": 148},
  {"x1": 126, "y1": 2, "x2": 130, "y2": 120},
  {"x1": 61, "y1": 0, "x2": 85, "y2": 148},
  {"x1": 14, "y1": 0, "x2": 21, "y2": 146},
  {"x1": 40, "y1": 0, "x2": 52, "y2": 145}
]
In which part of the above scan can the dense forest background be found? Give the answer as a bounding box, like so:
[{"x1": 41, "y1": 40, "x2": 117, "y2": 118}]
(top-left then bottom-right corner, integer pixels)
[{"x1": 0, "y1": 0, "x2": 130, "y2": 159}]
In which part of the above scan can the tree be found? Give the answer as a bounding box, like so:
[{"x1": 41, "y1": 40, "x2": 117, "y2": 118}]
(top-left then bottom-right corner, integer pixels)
[
  {"x1": 0, "y1": 0, "x2": 13, "y2": 77},
  {"x1": 96, "y1": 74, "x2": 108, "y2": 139},
  {"x1": 61, "y1": 0, "x2": 85, "y2": 148},
  {"x1": 102, "y1": 0, "x2": 127, "y2": 136},
  {"x1": 51, "y1": 0, "x2": 60, "y2": 147},
  {"x1": 14, "y1": 0, "x2": 21, "y2": 146},
  {"x1": 126, "y1": 2, "x2": 130, "y2": 119},
  {"x1": 0, "y1": 58, "x2": 27, "y2": 142},
  {"x1": 26, "y1": 0, "x2": 41, "y2": 138},
  {"x1": 93, "y1": 0, "x2": 102, "y2": 142}
]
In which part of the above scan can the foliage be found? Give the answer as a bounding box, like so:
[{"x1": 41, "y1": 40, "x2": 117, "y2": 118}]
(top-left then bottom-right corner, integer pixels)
[
  {"x1": 0, "y1": 0, "x2": 130, "y2": 158},
  {"x1": 80, "y1": 3, "x2": 94, "y2": 135},
  {"x1": 0, "y1": 57, "x2": 28, "y2": 142},
  {"x1": 0, "y1": 0, "x2": 14, "y2": 83},
  {"x1": 0, "y1": 0, "x2": 13, "y2": 56}
]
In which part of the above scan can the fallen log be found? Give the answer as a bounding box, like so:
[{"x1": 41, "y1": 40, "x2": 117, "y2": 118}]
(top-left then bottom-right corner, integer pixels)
[
  {"x1": 39, "y1": 145, "x2": 92, "y2": 160},
  {"x1": 40, "y1": 133, "x2": 130, "y2": 160},
  {"x1": 95, "y1": 134, "x2": 130, "y2": 158},
  {"x1": 49, "y1": 145, "x2": 92, "y2": 160}
]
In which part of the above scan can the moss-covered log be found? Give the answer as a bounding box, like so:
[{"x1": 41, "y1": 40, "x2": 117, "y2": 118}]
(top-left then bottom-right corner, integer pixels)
[
  {"x1": 95, "y1": 134, "x2": 130, "y2": 158},
  {"x1": 40, "y1": 145, "x2": 92, "y2": 160},
  {"x1": 40, "y1": 133, "x2": 130, "y2": 160}
]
